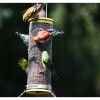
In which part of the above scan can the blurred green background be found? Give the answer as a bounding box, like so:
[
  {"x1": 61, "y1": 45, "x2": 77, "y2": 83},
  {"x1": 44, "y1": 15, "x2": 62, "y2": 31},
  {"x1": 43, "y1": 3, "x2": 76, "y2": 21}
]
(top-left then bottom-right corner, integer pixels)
[{"x1": 0, "y1": 3, "x2": 100, "y2": 97}]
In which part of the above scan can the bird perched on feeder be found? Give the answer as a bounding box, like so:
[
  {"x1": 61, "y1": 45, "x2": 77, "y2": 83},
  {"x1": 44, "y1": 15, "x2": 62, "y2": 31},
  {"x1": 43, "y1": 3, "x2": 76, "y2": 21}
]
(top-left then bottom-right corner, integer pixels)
[
  {"x1": 18, "y1": 58, "x2": 28, "y2": 72},
  {"x1": 42, "y1": 51, "x2": 59, "y2": 78},
  {"x1": 33, "y1": 29, "x2": 52, "y2": 43},
  {"x1": 23, "y1": 3, "x2": 45, "y2": 22},
  {"x1": 42, "y1": 51, "x2": 53, "y2": 71}
]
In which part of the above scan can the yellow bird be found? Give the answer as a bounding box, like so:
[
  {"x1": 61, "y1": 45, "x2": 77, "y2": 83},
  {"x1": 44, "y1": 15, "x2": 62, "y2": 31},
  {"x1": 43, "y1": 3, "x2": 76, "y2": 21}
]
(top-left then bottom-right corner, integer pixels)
[
  {"x1": 23, "y1": 3, "x2": 45, "y2": 22},
  {"x1": 18, "y1": 58, "x2": 28, "y2": 72}
]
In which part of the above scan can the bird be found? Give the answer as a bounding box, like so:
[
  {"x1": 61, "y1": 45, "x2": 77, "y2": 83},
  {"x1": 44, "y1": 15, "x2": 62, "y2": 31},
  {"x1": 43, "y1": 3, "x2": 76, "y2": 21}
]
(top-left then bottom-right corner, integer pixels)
[
  {"x1": 18, "y1": 58, "x2": 28, "y2": 72},
  {"x1": 32, "y1": 29, "x2": 52, "y2": 43},
  {"x1": 23, "y1": 3, "x2": 46, "y2": 22},
  {"x1": 42, "y1": 51, "x2": 59, "y2": 78},
  {"x1": 32, "y1": 27, "x2": 64, "y2": 43},
  {"x1": 42, "y1": 51, "x2": 53, "y2": 71}
]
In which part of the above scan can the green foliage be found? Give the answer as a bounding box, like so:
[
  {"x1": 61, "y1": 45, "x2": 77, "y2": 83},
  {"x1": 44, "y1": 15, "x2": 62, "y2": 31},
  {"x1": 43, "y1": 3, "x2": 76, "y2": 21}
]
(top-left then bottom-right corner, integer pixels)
[
  {"x1": 50, "y1": 3, "x2": 100, "y2": 96},
  {"x1": 50, "y1": 4, "x2": 66, "y2": 29}
]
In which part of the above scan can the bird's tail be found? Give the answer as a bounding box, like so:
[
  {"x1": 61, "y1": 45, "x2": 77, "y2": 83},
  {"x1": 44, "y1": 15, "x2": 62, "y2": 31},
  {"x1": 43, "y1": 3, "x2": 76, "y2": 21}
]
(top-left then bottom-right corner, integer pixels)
[{"x1": 37, "y1": 3, "x2": 46, "y2": 11}]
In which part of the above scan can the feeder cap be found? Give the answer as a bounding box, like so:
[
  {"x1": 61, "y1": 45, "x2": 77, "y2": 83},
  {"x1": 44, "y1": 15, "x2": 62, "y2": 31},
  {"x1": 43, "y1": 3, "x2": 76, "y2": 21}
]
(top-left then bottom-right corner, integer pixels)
[{"x1": 28, "y1": 17, "x2": 54, "y2": 25}]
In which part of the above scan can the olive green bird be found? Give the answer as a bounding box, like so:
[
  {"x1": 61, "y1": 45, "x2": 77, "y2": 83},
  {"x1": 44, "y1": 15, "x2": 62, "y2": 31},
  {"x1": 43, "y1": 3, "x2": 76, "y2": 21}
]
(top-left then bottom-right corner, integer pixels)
[
  {"x1": 42, "y1": 51, "x2": 59, "y2": 79},
  {"x1": 23, "y1": 3, "x2": 45, "y2": 22},
  {"x1": 18, "y1": 58, "x2": 28, "y2": 72},
  {"x1": 42, "y1": 51, "x2": 53, "y2": 71}
]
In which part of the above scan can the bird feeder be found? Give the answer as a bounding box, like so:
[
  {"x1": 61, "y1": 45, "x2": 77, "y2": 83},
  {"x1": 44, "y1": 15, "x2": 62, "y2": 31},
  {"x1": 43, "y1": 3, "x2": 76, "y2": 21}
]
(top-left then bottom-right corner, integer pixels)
[{"x1": 24, "y1": 17, "x2": 55, "y2": 97}]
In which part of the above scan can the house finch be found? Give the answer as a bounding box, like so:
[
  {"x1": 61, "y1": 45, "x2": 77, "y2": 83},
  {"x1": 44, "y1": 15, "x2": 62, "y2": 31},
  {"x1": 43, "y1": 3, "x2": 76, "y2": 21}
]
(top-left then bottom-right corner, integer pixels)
[{"x1": 33, "y1": 29, "x2": 52, "y2": 43}]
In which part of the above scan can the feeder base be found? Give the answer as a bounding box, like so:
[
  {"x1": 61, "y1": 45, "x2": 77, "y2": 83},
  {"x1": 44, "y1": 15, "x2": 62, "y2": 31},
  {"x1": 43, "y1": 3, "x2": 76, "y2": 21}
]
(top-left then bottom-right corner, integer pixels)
[{"x1": 25, "y1": 89, "x2": 56, "y2": 97}]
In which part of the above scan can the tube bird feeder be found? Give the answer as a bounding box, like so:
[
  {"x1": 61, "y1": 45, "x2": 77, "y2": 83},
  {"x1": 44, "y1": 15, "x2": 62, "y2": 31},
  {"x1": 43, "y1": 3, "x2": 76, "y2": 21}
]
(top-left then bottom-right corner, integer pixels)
[{"x1": 24, "y1": 17, "x2": 55, "y2": 97}]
